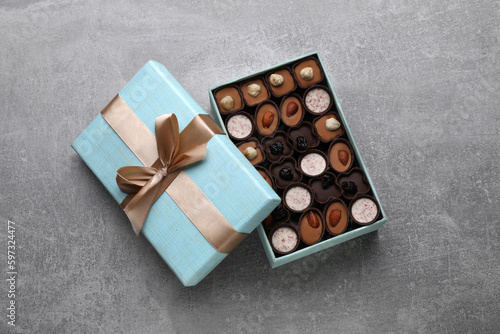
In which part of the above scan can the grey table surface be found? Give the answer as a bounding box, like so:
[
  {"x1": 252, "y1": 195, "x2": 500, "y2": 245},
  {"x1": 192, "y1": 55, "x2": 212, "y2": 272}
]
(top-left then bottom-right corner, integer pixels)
[{"x1": 1, "y1": 1, "x2": 499, "y2": 333}]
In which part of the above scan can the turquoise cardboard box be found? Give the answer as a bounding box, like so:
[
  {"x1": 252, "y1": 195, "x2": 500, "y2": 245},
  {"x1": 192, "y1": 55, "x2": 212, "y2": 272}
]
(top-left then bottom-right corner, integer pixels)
[
  {"x1": 72, "y1": 61, "x2": 280, "y2": 286},
  {"x1": 209, "y1": 52, "x2": 387, "y2": 268}
]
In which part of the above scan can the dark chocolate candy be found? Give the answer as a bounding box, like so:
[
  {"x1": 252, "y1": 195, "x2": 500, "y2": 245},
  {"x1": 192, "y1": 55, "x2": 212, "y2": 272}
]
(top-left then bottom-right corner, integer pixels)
[
  {"x1": 269, "y1": 141, "x2": 284, "y2": 156},
  {"x1": 296, "y1": 136, "x2": 308, "y2": 151},
  {"x1": 279, "y1": 167, "x2": 294, "y2": 181},
  {"x1": 342, "y1": 181, "x2": 357, "y2": 194},
  {"x1": 321, "y1": 174, "x2": 335, "y2": 189}
]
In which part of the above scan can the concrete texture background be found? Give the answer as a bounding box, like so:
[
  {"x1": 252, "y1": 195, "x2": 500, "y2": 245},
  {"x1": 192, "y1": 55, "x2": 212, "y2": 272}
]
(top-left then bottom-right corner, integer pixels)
[{"x1": 1, "y1": 0, "x2": 499, "y2": 333}]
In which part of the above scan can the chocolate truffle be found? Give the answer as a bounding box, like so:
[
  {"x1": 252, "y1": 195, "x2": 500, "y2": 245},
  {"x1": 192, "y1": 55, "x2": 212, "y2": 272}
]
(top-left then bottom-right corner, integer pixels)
[
  {"x1": 314, "y1": 113, "x2": 344, "y2": 142},
  {"x1": 350, "y1": 196, "x2": 379, "y2": 225},
  {"x1": 329, "y1": 139, "x2": 353, "y2": 173},
  {"x1": 299, "y1": 151, "x2": 327, "y2": 177},
  {"x1": 309, "y1": 173, "x2": 342, "y2": 204},
  {"x1": 238, "y1": 140, "x2": 264, "y2": 165},
  {"x1": 337, "y1": 168, "x2": 371, "y2": 199},
  {"x1": 284, "y1": 184, "x2": 312, "y2": 212},
  {"x1": 299, "y1": 209, "x2": 324, "y2": 245},
  {"x1": 256, "y1": 101, "x2": 279, "y2": 136},
  {"x1": 304, "y1": 87, "x2": 332, "y2": 115},
  {"x1": 226, "y1": 113, "x2": 253, "y2": 140},
  {"x1": 214, "y1": 86, "x2": 243, "y2": 113},
  {"x1": 293, "y1": 58, "x2": 323, "y2": 88},
  {"x1": 270, "y1": 225, "x2": 299, "y2": 255},
  {"x1": 325, "y1": 200, "x2": 349, "y2": 236},
  {"x1": 288, "y1": 123, "x2": 319, "y2": 153},
  {"x1": 267, "y1": 67, "x2": 296, "y2": 97},
  {"x1": 280, "y1": 94, "x2": 304, "y2": 127},
  {"x1": 270, "y1": 158, "x2": 302, "y2": 189},
  {"x1": 261, "y1": 132, "x2": 293, "y2": 162},
  {"x1": 240, "y1": 78, "x2": 269, "y2": 107}
]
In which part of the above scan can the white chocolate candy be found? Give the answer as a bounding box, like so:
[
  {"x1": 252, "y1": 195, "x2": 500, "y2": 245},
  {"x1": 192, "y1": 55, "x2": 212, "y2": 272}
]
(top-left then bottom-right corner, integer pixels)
[
  {"x1": 271, "y1": 227, "x2": 298, "y2": 253},
  {"x1": 227, "y1": 115, "x2": 252, "y2": 139},
  {"x1": 305, "y1": 88, "x2": 330, "y2": 114},
  {"x1": 351, "y1": 198, "x2": 378, "y2": 224},
  {"x1": 285, "y1": 186, "x2": 312, "y2": 211},
  {"x1": 300, "y1": 153, "x2": 326, "y2": 176}
]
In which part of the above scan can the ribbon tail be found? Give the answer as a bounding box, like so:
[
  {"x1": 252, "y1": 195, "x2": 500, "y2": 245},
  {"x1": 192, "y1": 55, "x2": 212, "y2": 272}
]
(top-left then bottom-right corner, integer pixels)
[{"x1": 122, "y1": 170, "x2": 180, "y2": 235}]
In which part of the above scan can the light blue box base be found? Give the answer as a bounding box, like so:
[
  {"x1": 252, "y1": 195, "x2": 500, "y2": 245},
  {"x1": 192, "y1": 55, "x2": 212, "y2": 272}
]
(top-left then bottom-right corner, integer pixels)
[{"x1": 209, "y1": 52, "x2": 387, "y2": 268}]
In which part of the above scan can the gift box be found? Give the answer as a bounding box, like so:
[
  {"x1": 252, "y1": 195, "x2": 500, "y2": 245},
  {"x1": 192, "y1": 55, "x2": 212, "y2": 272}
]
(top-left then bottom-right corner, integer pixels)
[
  {"x1": 209, "y1": 52, "x2": 387, "y2": 268},
  {"x1": 72, "y1": 61, "x2": 280, "y2": 286}
]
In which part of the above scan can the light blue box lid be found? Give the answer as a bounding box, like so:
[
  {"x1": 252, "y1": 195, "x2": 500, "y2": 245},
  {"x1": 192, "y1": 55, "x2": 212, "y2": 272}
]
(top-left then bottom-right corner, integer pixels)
[{"x1": 72, "y1": 61, "x2": 280, "y2": 286}]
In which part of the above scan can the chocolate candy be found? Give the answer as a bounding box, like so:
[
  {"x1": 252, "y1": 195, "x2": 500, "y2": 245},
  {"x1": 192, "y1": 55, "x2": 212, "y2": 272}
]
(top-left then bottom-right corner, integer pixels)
[
  {"x1": 337, "y1": 167, "x2": 371, "y2": 199},
  {"x1": 350, "y1": 196, "x2": 380, "y2": 225},
  {"x1": 342, "y1": 181, "x2": 357, "y2": 194},
  {"x1": 284, "y1": 184, "x2": 312, "y2": 213},
  {"x1": 296, "y1": 136, "x2": 308, "y2": 151},
  {"x1": 279, "y1": 168, "x2": 294, "y2": 180},
  {"x1": 269, "y1": 141, "x2": 284, "y2": 156},
  {"x1": 270, "y1": 225, "x2": 299, "y2": 255},
  {"x1": 321, "y1": 174, "x2": 335, "y2": 189},
  {"x1": 272, "y1": 207, "x2": 288, "y2": 222}
]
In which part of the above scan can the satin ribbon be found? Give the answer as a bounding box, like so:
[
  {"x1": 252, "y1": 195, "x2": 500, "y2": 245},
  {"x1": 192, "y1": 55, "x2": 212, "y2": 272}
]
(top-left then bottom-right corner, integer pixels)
[
  {"x1": 115, "y1": 113, "x2": 224, "y2": 235},
  {"x1": 101, "y1": 95, "x2": 248, "y2": 254}
]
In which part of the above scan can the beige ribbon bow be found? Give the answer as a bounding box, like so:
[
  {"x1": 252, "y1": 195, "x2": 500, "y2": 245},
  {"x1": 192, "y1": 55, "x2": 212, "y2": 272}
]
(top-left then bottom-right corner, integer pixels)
[{"x1": 116, "y1": 113, "x2": 224, "y2": 234}]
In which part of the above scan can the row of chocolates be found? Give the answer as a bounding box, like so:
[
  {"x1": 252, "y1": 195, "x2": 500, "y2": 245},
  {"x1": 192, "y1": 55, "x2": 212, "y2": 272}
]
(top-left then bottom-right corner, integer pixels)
[
  {"x1": 215, "y1": 57, "x2": 326, "y2": 114},
  {"x1": 257, "y1": 166, "x2": 372, "y2": 204},
  {"x1": 212, "y1": 55, "x2": 381, "y2": 256},
  {"x1": 222, "y1": 86, "x2": 339, "y2": 141},
  {"x1": 269, "y1": 194, "x2": 380, "y2": 254}
]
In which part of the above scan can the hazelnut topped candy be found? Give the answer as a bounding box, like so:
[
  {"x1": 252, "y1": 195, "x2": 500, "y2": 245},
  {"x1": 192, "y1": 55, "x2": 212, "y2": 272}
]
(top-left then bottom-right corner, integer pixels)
[
  {"x1": 292, "y1": 57, "x2": 324, "y2": 88},
  {"x1": 237, "y1": 139, "x2": 265, "y2": 165},
  {"x1": 266, "y1": 67, "x2": 296, "y2": 97},
  {"x1": 240, "y1": 78, "x2": 269, "y2": 107},
  {"x1": 214, "y1": 85, "x2": 243, "y2": 113},
  {"x1": 269, "y1": 74, "x2": 283, "y2": 86},
  {"x1": 256, "y1": 101, "x2": 279, "y2": 136},
  {"x1": 313, "y1": 113, "x2": 344, "y2": 142}
]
